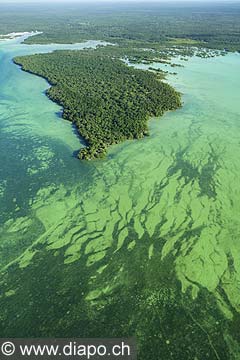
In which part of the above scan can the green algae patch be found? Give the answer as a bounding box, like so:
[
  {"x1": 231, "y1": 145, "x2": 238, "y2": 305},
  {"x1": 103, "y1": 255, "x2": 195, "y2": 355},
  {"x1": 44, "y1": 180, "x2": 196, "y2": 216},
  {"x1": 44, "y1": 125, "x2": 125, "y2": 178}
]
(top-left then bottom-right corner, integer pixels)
[
  {"x1": 4, "y1": 217, "x2": 33, "y2": 233},
  {"x1": 5, "y1": 290, "x2": 16, "y2": 297},
  {"x1": 19, "y1": 250, "x2": 38, "y2": 269}
]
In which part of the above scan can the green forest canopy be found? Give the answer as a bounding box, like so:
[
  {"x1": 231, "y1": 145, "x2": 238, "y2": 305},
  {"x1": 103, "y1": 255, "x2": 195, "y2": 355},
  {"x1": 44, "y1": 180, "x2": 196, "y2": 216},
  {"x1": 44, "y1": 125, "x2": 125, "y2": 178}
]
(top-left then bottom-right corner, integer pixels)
[
  {"x1": 14, "y1": 49, "x2": 181, "y2": 160},
  {"x1": 1, "y1": 3, "x2": 240, "y2": 51}
]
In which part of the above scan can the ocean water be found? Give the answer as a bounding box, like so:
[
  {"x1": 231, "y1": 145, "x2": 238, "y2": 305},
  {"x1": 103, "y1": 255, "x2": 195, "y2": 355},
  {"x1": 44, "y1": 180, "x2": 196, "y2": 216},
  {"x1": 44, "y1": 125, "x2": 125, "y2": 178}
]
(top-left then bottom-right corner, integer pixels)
[{"x1": 0, "y1": 37, "x2": 240, "y2": 358}]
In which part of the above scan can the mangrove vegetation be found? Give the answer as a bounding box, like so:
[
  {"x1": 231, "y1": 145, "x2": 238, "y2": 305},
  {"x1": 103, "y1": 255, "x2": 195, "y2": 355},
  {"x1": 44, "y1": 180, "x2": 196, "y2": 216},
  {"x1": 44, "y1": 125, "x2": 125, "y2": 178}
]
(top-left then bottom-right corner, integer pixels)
[{"x1": 14, "y1": 49, "x2": 181, "y2": 160}]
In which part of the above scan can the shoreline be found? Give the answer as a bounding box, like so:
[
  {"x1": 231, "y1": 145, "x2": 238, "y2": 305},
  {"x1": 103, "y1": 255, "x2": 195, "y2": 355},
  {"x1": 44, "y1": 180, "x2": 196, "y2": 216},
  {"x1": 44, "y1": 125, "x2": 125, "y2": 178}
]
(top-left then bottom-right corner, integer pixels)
[
  {"x1": 14, "y1": 51, "x2": 181, "y2": 161},
  {"x1": 0, "y1": 31, "x2": 41, "y2": 43}
]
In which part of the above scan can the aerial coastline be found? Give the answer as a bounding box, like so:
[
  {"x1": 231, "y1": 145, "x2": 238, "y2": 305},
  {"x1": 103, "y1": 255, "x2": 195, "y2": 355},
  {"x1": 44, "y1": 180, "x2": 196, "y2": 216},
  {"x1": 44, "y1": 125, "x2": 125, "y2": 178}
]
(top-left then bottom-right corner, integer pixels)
[
  {"x1": 14, "y1": 48, "x2": 181, "y2": 160},
  {"x1": 0, "y1": 31, "x2": 40, "y2": 42},
  {"x1": 1, "y1": 2, "x2": 240, "y2": 358},
  {"x1": 12, "y1": 29, "x2": 227, "y2": 161}
]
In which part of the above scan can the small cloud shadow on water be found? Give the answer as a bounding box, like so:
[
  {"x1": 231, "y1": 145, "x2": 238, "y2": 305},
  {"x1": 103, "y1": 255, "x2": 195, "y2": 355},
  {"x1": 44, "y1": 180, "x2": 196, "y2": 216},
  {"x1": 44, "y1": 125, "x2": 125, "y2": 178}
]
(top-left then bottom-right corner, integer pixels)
[
  {"x1": 55, "y1": 110, "x2": 63, "y2": 119},
  {"x1": 72, "y1": 149, "x2": 80, "y2": 159}
]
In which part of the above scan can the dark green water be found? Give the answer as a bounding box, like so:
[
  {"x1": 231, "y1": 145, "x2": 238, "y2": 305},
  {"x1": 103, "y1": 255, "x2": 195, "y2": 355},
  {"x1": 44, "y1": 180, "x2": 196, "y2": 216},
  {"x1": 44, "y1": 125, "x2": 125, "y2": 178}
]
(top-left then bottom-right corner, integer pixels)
[{"x1": 1, "y1": 36, "x2": 240, "y2": 359}]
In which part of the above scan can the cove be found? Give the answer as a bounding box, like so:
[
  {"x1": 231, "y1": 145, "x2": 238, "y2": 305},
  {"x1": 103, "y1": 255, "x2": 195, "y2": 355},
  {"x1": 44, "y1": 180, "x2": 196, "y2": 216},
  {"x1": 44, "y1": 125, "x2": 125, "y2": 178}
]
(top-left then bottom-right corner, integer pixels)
[{"x1": 0, "y1": 36, "x2": 240, "y2": 358}]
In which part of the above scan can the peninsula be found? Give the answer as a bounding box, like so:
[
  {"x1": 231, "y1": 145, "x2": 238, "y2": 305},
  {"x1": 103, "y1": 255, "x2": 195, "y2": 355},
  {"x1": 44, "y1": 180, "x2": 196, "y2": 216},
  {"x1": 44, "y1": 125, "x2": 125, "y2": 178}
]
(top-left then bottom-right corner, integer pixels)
[{"x1": 14, "y1": 48, "x2": 181, "y2": 160}]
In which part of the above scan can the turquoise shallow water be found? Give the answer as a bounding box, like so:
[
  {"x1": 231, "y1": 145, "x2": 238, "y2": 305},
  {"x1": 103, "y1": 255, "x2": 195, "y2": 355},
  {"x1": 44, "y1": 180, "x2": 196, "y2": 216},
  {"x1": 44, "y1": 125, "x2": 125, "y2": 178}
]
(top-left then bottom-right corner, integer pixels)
[{"x1": 1, "y1": 37, "x2": 240, "y2": 358}]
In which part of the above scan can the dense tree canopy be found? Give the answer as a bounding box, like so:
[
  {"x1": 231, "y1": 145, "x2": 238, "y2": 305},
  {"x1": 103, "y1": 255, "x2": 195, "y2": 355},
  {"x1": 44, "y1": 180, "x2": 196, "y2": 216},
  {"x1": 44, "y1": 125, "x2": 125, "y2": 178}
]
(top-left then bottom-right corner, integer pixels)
[
  {"x1": 1, "y1": 3, "x2": 240, "y2": 51},
  {"x1": 14, "y1": 49, "x2": 181, "y2": 159}
]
